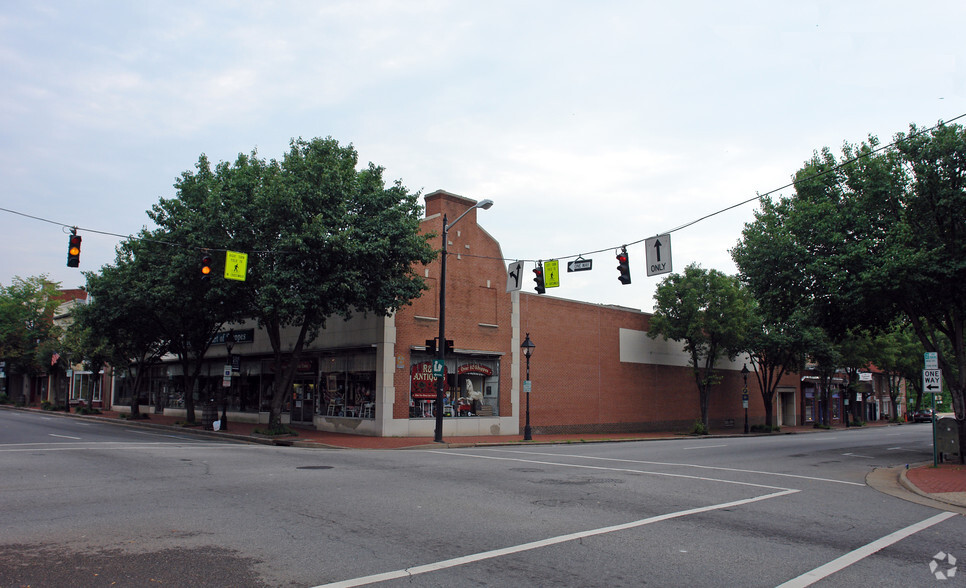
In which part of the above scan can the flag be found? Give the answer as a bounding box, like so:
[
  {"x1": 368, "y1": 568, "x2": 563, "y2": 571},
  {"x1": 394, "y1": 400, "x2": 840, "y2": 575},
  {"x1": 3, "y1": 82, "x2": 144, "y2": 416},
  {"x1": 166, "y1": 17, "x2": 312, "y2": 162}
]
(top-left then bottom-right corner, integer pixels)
[{"x1": 51, "y1": 353, "x2": 60, "y2": 366}]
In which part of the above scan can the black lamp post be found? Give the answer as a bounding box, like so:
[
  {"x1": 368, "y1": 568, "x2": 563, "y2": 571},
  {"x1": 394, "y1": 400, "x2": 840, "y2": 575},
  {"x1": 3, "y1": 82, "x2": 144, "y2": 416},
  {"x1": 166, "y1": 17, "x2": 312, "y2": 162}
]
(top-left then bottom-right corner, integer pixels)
[
  {"x1": 223, "y1": 329, "x2": 235, "y2": 432},
  {"x1": 521, "y1": 333, "x2": 535, "y2": 441},
  {"x1": 434, "y1": 199, "x2": 494, "y2": 443},
  {"x1": 741, "y1": 363, "x2": 749, "y2": 434}
]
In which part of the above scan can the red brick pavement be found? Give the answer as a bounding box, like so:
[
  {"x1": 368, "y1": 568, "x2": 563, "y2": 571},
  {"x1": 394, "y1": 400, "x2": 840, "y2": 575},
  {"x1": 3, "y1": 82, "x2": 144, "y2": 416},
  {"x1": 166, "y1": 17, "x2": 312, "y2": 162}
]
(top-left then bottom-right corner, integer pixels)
[{"x1": 906, "y1": 463, "x2": 966, "y2": 494}]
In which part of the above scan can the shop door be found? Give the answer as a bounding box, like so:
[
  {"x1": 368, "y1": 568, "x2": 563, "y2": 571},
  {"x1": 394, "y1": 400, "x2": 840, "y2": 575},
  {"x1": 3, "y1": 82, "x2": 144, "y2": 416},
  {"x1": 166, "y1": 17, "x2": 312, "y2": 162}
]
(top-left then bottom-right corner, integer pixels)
[{"x1": 291, "y1": 382, "x2": 315, "y2": 423}]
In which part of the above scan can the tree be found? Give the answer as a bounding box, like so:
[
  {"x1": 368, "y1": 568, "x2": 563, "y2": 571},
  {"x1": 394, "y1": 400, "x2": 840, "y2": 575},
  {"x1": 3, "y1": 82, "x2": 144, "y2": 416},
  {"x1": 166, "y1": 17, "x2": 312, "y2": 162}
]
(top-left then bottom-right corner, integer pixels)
[
  {"x1": 870, "y1": 322, "x2": 925, "y2": 420},
  {"x1": 79, "y1": 254, "x2": 167, "y2": 419},
  {"x1": 172, "y1": 137, "x2": 435, "y2": 431},
  {"x1": 734, "y1": 122, "x2": 966, "y2": 462},
  {"x1": 742, "y1": 306, "x2": 812, "y2": 428},
  {"x1": 0, "y1": 276, "x2": 63, "y2": 400},
  {"x1": 648, "y1": 264, "x2": 755, "y2": 431}
]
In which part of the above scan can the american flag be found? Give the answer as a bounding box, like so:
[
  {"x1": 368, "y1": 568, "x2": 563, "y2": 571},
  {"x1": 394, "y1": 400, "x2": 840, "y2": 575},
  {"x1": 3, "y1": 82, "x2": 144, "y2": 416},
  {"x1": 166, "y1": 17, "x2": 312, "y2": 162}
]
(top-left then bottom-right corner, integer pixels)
[{"x1": 51, "y1": 353, "x2": 60, "y2": 366}]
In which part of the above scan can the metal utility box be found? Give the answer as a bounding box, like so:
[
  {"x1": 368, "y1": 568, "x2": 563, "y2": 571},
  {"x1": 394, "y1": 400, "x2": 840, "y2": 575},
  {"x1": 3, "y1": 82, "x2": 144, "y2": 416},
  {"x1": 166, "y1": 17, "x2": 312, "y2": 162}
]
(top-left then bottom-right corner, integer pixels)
[{"x1": 936, "y1": 417, "x2": 961, "y2": 461}]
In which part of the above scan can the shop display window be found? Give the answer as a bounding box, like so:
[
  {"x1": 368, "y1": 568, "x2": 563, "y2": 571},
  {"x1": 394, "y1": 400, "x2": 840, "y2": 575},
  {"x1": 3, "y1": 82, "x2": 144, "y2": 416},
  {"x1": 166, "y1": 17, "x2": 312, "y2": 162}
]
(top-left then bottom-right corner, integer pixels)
[{"x1": 409, "y1": 354, "x2": 499, "y2": 418}]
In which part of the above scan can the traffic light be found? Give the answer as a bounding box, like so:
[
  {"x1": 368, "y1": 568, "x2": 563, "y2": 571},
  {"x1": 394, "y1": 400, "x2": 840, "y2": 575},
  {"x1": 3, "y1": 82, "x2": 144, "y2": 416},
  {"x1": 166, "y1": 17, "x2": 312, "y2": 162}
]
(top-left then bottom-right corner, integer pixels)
[
  {"x1": 444, "y1": 339, "x2": 454, "y2": 355},
  {"x1": 617, "y1": 247, "x2": 631, "y2": 285},
  {"x1": 66, "y1": 233, "x2": 82, "y2": 268},
  {"x1": 201, "y1": 253, "x2": 212, "y2": 280},
  {"x1": 533, "y1": 263, "x2": 546, "y2": 294},
  {"x1": 425, "y1": 339, "x2": 437, "y2": 354}
]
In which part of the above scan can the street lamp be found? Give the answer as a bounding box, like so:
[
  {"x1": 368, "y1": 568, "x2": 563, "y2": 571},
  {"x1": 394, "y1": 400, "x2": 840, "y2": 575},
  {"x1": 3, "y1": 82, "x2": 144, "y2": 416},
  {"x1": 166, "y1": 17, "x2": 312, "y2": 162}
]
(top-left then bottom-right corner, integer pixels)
[
  {"x1": 741, "y1": 363, "x2": 749, "y2": 434},
  {"x1": 521, "y1": 333, "x2": 535, "y2": 441},
  {"x1": 223, "y1": 329, "x2": 235, "y2": 432},
  {"x1": 434, "y1": 199, "x2": 494, "y2": 443}
]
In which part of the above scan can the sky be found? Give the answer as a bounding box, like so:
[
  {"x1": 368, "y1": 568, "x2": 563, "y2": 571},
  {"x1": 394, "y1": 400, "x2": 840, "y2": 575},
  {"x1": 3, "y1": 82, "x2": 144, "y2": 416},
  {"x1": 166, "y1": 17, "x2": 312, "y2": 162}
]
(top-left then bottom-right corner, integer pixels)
[{"x1": 1, "y1": 1, "x2": 963, "y2": 312}]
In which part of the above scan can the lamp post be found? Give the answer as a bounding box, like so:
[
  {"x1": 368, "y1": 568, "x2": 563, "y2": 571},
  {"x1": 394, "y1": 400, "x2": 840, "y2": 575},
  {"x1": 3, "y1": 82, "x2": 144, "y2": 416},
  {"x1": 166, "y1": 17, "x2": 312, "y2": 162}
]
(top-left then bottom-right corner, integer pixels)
[
  {"x1": 521, "y1": 333, "x2": 535, "y2": 441},
  {"x1": 741, "y1": 363, "x2": 749, "y2": 434},
  {"x1": 434, "y1": 199, "x2": 494, "y2": 443},
  {"x1": 223, "y1": 329, "x2": 235, "y2": 432}
]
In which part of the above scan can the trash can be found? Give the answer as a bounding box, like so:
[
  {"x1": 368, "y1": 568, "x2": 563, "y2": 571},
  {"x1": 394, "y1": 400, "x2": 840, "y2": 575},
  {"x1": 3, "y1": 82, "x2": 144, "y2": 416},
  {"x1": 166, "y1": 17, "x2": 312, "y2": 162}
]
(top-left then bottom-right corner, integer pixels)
[
  {"x1": 202, "y1": 400, "x2": 217, "y2": 431},
  {"x1": 936, "y1": 417, "x2": 961, "y2": 462}
]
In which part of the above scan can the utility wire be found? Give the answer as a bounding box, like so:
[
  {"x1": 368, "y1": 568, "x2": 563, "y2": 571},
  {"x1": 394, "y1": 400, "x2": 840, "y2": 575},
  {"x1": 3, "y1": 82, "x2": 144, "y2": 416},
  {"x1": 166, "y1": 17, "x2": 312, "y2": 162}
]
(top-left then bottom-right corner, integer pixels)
[{"x1": 3, "y1": 114, "x2": 964, "y2": 264}]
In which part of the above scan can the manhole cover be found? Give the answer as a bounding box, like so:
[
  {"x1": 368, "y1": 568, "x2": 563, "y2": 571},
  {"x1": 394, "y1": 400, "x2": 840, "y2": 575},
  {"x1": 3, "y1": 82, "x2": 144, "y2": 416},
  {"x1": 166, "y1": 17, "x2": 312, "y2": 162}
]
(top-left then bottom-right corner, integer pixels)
[{"x1": 296, "y1": 465, "x2": 334, "y2": 470}]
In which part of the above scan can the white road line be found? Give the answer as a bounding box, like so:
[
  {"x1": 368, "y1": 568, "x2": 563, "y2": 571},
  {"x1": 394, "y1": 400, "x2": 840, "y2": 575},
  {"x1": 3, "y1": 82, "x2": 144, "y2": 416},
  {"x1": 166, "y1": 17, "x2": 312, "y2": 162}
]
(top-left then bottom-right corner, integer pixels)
[
  {"x1": 433, "y1": 450, "x2": 796, "y2": 491},
  {"x1": 315, "y1": 488, "x2": 799, "y2": 588},
  {"x1": 480, "y1": 448, "x2": 867, "y2": 486},
  {"x1": 683, "y1": 444, "x2": 727, "y2": 450},
  {"x1": 842, "y1": 452, "x2": 874, "y2": 459},
  {"x1": 0, "y1": 442, "x2": 244, "y2": 453},
  {"x1": 775, "y1": 512, "x2": 959, "y2": 588},
  {"x1": 48, "y1": 433, "x2": 81, "y2": 440}
]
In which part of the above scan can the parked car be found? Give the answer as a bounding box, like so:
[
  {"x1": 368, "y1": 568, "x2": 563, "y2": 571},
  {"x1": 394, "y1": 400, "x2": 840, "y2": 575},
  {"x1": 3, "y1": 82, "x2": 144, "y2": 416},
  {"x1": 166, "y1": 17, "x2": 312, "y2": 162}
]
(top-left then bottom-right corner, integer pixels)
[{"x1": 913, "y1": 409, "x2": 935, "y2": 423}]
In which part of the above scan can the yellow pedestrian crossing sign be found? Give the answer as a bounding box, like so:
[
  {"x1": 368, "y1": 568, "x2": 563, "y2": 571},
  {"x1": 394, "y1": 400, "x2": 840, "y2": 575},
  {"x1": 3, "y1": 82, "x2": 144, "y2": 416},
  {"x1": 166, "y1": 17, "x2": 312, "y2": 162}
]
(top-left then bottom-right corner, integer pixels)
[
  {"x1": 544, "y1": 259, "x2": 560, "y2": 288},
  {"x1": 224, "y1": 251, "x2": 248, "y2": 281}
]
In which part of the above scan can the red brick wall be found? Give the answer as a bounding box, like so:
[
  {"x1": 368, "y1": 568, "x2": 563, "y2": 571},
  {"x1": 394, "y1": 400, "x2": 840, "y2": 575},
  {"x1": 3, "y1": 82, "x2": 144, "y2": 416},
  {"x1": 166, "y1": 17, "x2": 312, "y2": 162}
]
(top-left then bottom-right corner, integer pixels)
[
  {"x1": 391, "y1": 190, "x2": 793, "y2": 435},
  {"x1": 519, "y1": 293, "x2": 777, "y2": 434},
  {"x1": 393, "y1": 191, "x2": 514, "y2": 419}
]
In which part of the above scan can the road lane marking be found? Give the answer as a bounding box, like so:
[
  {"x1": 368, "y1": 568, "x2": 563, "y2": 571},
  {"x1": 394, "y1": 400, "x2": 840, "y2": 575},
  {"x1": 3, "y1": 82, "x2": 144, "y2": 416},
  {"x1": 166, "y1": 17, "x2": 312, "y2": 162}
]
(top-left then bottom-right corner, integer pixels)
[
  {"x1": 775, "y1": 511, "x2": 959, "y2": 587},
  {"x1": 48, "y1": 434, "x2": 81, "y2": 440},
  {"x1": 316, "y1": 488, "x2": 799, "y2": 588},
  {"x1": 482, "y1": 449, "x2": 867, "y2": 486},
  {"x1": 842, "y1": 452, "x2": 874, "y2": 459},
  {"x1": 433, "y1": 450, "x2": 796, "y2": 491},
  {"x1": 683, "y1": 444, "x2": 727, "y2": 450}
]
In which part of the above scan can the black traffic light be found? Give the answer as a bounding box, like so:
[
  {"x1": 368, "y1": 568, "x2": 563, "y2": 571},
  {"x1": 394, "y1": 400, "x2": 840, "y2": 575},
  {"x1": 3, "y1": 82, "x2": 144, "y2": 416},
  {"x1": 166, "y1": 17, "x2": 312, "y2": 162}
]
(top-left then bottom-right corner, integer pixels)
[
  {"x1": 201, "y1": 254, "x2": 213, "y2": 280},
  {"x1": 66, "y1": 233, "x2": 82, "y2": 268},
  {"x1": 617, "y1": 247, "x2": 631, "y2": 285},
  {"x1": 444, "y1": 339, "x2": 454, "y2": 355},
  {"x1": 533, "y1": 263, "x2": 546, "y2": 294},
  {"x1": 425, "y1": 339, "x2": 437, "y2": 354}
]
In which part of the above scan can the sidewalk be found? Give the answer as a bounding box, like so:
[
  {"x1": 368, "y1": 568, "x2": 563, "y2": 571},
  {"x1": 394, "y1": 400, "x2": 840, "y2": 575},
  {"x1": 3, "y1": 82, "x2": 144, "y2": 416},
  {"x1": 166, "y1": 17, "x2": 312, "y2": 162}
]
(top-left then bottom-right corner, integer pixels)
[{"x1": 12, "y1": 407, "x2": 966, "y2": 509}]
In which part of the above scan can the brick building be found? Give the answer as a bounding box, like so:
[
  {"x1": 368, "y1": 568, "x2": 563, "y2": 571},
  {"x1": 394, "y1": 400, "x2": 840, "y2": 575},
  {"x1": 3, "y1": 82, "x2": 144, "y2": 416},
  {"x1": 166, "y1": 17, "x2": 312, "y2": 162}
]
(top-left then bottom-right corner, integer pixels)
[{"x1": 127, "y1": 190, "x2": 799, "y2": 436}]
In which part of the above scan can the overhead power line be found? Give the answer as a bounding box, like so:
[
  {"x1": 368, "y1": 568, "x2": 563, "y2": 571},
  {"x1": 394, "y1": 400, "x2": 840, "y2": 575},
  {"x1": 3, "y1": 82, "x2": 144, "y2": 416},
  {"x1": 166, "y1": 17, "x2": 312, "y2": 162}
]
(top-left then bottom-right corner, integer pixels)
[{"x1": 2, "y1": 113, "x2": 964, "y2": 266}]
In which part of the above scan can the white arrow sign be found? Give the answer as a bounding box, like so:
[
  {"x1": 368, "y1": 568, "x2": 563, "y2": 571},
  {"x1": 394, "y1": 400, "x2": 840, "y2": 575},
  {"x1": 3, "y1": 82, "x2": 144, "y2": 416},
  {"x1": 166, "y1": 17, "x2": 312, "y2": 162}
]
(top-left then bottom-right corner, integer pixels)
[
  {"x1": 506, "y1": 261, "x2": 524, "y2": 292},
  {"x1": 923, "y1": 369, "x2": 943, "y2": 394},
  {"x1": 645, "y1": 234, "x2": 672, "y2": 277}
]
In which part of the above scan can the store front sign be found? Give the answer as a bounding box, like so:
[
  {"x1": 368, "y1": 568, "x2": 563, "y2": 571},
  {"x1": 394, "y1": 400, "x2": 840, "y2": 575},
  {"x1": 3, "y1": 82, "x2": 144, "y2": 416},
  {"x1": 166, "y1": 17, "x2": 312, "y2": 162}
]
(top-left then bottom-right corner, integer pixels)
[
  {"x1": 458, "y1": 363, "x2": 493, "y2": 376},
  {"x1": 411, "y1": 361, "x2": 446, "y2": 399}
]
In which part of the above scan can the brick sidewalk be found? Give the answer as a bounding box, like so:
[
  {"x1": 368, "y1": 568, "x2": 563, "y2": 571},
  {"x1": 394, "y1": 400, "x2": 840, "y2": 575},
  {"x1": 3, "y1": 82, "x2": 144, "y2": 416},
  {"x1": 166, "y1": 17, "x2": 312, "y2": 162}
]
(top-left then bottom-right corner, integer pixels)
[{"x1": 906, "y1": 463, "x2": 966, "y2": 494}]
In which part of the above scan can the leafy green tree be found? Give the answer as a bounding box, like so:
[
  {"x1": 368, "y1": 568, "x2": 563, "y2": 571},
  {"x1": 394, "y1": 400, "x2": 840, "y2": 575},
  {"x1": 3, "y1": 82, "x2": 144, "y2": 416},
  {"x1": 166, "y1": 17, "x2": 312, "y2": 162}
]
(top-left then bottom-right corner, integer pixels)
[
  {"x1": 171, "y1": 137, "x2": 435, "y2": 431},
  {"x1": 734, "y1": 122, "x2": 966, "y2": 461},
  {"x1": 870, "y1": 322, "x2": 925, "y2": 420},
  {"x1": 0, "y1": 276, "x2": 63, "y2": 399},
  {"x1": 649, "y1": 264, "x2": 755, "y2": 430},
  {"x1": 141, "y1": 185, "x2": 248, "y2": 422},
  {"x1": 742, "y1": 306, "x2": 812, "y2": 428},
  {"x1": 61, "y1": 315, "x2": 112, "y2": 410},
  {"x1": 79, "y1": 255, "x2": 167, "y2": 419}
]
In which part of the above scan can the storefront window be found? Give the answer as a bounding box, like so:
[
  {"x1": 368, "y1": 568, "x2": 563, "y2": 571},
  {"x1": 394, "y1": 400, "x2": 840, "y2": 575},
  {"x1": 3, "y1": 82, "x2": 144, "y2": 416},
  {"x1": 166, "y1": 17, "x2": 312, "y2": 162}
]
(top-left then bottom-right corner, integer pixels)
[
  {"x1": 319, "y1": 351, "x2": 376, "y2": 419},
  {"x1": 71, "y1": 371, "x2": 100, "y2": 402},
  {"x1": 409, "y1": 354, "x2": 499, "y2": 418},
  {"x1": 804, "y1": 388, "x2": 815, "y2": 423}
]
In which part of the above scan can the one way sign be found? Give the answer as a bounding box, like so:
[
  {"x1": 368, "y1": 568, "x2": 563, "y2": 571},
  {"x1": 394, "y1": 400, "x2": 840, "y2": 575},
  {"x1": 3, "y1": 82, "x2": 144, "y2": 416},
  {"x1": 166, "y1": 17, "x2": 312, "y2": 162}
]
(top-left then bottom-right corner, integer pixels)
[
  {"x1": 923, "y1": 369, "x2": 943, "y2": 394},
  {"x1": 645, "y1": 234, "x2": 672, "y2": 277}
]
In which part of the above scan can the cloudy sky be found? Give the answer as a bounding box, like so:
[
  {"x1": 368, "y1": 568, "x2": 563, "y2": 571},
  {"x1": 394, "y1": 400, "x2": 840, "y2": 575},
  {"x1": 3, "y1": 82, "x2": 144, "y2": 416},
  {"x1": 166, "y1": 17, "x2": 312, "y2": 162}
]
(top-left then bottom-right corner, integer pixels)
[{"x1": 1, "y1": 1, "x2": 962, "y2": 312}]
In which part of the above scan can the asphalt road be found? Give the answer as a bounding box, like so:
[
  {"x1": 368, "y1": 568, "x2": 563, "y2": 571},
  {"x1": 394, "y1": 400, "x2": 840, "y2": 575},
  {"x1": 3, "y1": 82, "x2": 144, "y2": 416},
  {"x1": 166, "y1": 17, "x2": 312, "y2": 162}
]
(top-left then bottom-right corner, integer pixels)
[{"x1": 1, "y1": 409, "x2": 963, "y2": 587}]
